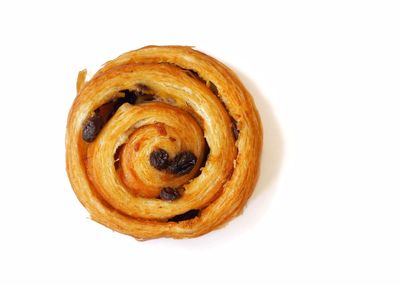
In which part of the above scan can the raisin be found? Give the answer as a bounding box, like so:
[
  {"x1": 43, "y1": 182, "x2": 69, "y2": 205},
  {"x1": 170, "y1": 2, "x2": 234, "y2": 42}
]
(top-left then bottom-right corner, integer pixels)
[
  {"x1": 97, "y1": 101, "x2": 117, "y2": 122},
  {"x1": 149, "y1": 149, "x2": 169, "y2": 170},
  {"x1": 122, "y1": 86, "x2": 156, "y2": 104},
  {"x1": 167, "y1": 151, "x2": 197, "y2": 176},
  {"x1": 159, "y1": 187, "x2": 181, "y2": 201},
  {"x1": 82, "y1": 114, "x2": 103, "y2": 142},
  {"x1": 120, "y1": 90, "x2": 138, "y2": 104},
  {"x1": 185, "y1": 69, "x2": 206, "y2": 84},
  {"x1": 231, "y1": 120, "x2": 239, "y2": 140},
  {"x1": 82, "y1": 87, "x2": 149, "y2": 144},
  {"x1": 199, "y1": 141, "x2": 210, "y2": 169},
  {"x1": 209, "y1": 81, "x2": 218, "y2": 95},
  {"x1": 114, "y1": 144, "x2": 124, "y2": 160},
  {"x1": 168, "y1": 209, "x2": 200, "y2": 222},
  {"x1": 114, "y1": 160, "x2": 121, "y2": 169}
]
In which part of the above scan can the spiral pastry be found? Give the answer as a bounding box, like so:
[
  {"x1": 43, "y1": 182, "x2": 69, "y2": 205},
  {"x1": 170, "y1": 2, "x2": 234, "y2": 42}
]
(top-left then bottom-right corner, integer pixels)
[{"x1": 66, "y1": 46, "x2": 262, "y2": 239}]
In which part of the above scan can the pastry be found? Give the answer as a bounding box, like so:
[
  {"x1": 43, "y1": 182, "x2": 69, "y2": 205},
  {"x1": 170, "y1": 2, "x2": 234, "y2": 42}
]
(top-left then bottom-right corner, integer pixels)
[{"x1": 66, "y1": 46, "x2": 262, "y2": 239}]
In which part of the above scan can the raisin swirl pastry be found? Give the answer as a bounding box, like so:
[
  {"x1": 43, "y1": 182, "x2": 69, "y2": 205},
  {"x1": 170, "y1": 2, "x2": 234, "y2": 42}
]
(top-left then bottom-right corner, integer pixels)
[{"x1": 66, "y1": 46, "x2": 262, "y2": 239}]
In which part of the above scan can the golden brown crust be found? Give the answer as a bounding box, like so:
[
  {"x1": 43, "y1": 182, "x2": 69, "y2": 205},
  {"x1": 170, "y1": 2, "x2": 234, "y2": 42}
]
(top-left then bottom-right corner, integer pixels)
[{"x1": 66, "y1": 46, "x2": 262, "y2": 239}]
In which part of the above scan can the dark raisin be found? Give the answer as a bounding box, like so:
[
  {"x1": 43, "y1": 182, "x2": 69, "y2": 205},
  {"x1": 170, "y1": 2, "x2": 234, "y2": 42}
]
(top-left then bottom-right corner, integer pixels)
[
  {"x1": 97, "y1": 101, "x2": 117, "y2": 122},
  {"x1": 168, "y1": 209, "x2": 200, "y2": 222},
  {"x1": 149, "y1": 149, "x2": 169, "y2": 170},
  {"x1": 185, "y1": 69, "x2": 206, "y2": 84},
  {"x1": 114, "y1": 144, "x2": 124, "y2": 161},
  {"x1": 159, "y1": 187, "x2": 181, "y2": 201},
  {"x1": 231, "y1": 120, "x2": 239, "y2": 140},
  {"x1": 114, "y1": 97, "x2": 127, "y2": 110},
  {"x1": 121, "y1": 90, "x2": 138, "y2": 104},
  {"x1": 114, "y1": 160, "x2": 121, "y2": 169},
  {"x1": 121, "y1": 86, "x2": 155, "y2": 104},
  {"x1": 209, "y1": 81, "x2": 218, "y2": 95},
  {"x1": 199, "y1": 141, "x2": 210, "y2": 169},
  {"x1": 82, "y1": 114, "x2": 103, "y2": 142},
  {"x1": 167, "y1": 151, "x2": 197, "y2": 176},
  {"x1": 83, "y1": 90, "x2": 141, "y2": 144}
]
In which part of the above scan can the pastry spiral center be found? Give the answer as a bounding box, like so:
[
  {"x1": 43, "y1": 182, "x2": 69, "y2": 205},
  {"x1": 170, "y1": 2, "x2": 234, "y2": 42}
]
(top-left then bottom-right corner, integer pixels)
[{"x1": 102, "y1": 102, "x2": 206, "y2": 199}]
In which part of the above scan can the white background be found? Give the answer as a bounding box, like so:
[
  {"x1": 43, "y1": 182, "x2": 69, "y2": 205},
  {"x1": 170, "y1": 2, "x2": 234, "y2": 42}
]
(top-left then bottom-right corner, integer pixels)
[{"x1": 0, "y1": 0, "x2": 399, "y2": 284}]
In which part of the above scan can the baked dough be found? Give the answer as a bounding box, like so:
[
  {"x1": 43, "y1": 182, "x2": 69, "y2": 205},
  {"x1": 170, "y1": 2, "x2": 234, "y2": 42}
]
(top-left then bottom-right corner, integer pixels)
[{"x1": 66, "y1": 46, "x2": 262, "y2": 239}]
